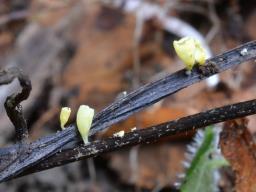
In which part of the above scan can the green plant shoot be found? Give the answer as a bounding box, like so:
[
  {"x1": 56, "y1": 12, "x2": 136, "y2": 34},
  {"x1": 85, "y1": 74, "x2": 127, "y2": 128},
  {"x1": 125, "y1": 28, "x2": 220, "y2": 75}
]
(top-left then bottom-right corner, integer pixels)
[{"x1": 180, "y1": 127, "x2": 229, "y2": 192}]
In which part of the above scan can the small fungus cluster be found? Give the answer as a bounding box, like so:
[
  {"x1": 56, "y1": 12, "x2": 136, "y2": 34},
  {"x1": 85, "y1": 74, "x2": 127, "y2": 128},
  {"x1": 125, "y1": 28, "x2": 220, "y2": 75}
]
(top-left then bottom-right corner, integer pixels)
[
  {"x1": 60, "y1": 105, "x2": 94, "y2": 144},
  {"x1": 173, "y1": 37, "x2": 206, "y2": 71}
]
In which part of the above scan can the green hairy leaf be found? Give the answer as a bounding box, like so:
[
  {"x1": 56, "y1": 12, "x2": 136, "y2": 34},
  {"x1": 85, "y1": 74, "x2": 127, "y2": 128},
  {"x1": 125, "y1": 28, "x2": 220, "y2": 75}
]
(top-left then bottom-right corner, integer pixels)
[{"x1": 180, "y1": 126, "x2": 229, "y2": 192}]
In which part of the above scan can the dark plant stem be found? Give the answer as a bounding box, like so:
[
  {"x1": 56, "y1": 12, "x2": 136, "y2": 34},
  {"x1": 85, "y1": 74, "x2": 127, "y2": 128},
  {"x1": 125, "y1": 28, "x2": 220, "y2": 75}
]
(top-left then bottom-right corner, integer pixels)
[
  {"x1": 17, "y1": 99, "x2": 256, "y2": 179},
  {"x1": 0, "y1": 41, "x2": 255, "y2": 182},
  {"x1": 90, "y1": 40, "x2": 256, "y2": 135},
  {"x1": 0, "y1": 67, "x2": 31, "y2": 143}
]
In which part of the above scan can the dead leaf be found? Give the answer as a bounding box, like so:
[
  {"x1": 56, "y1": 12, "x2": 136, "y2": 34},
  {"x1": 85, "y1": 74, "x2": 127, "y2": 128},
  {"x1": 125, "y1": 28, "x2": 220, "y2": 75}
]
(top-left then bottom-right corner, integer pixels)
[{"x1": 220, "y1": 118, "x2": 256, "y2": 192}]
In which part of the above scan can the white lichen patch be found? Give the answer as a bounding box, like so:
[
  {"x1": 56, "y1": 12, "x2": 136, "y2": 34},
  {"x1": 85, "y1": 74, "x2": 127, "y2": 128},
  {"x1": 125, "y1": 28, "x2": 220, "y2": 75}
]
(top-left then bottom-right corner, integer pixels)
[{"x1": 113, "y1": 130, "x2": 125, "y2": 138}]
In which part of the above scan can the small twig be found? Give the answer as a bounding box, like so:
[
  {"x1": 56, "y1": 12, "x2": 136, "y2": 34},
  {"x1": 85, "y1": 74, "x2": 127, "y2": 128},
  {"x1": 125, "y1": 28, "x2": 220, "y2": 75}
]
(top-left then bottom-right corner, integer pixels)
[
  {"x1": 206, "y1": 1, "x2": 221, "y2": 43},
  {"x1": 132, "y1": 5, "x2": 143, "y2": 89},
  {"x1": 18, "y1": 98, "x2": 256, "y2": 178},
  {"x1": 0, "y1": 67, "x2": 31, "y2": 143}
]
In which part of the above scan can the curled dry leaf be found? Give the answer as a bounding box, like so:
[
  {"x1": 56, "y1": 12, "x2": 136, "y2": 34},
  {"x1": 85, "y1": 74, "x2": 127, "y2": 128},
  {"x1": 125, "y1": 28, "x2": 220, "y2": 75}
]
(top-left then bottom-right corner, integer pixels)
[{"x1": 220, "y1": 118, "x2": 256, "y2": 192}]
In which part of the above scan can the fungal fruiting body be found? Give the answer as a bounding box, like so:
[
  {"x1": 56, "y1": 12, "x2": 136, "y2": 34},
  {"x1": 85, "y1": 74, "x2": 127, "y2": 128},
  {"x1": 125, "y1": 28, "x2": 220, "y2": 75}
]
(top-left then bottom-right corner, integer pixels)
[
  {"x1": 131, "y1": 127, "x2": 137, "y2": 132},
  {"x1": 173, "y1": 37, "x2": 206, "y2": 71},
  {"x1": 113, "y1": 130, "x2": 125, "y2": 138},
  {"x1": 60, "y1": 107, "x2": 71, "y2": 130},
  {"x1": 76, "y1": 105, "x2": 95, "y2": 144}
]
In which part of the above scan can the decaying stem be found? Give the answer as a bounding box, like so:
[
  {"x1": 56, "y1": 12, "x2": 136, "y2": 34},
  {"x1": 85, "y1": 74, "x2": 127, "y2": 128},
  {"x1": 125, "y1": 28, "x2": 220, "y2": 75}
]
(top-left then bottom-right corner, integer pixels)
[
  {"x1": 0, "y1": 67, "x2": 31, "y2": 143},
  {"x1": 0, "y1": 41, "x2": 255, "y2": 182},
  {"x1": 18, "y1": 99, "x2": 256, "y2": 178}
]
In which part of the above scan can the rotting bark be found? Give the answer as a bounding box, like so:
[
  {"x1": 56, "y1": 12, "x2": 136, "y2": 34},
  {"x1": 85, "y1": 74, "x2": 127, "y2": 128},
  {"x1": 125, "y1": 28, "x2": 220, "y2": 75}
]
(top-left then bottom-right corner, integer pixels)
[{"x1": 0, "y1": 40, "x2": 255, "y2": 182}]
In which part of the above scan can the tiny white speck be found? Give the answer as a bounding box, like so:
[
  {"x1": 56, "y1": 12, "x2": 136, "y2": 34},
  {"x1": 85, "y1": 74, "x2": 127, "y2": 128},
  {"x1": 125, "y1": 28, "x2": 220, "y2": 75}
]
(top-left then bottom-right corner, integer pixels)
[
  {"x1": 240, "y1": 48, "x2": 248, "y2": 56},
  {"x1": 185, "y1": 70, "x2": 192, "y2": 75},
  {"x1": 206, "y1": 75, "x2": 219, "y2": 88},
  {"x1": 177, "y1": 173, "x2": 185, "y2": 178},
  {"x1": 113, "y1": 130, "x2": 125, "y2": 138},
  {"x1": 174, "y1": 182, "x2": 181, "y2": 187}
]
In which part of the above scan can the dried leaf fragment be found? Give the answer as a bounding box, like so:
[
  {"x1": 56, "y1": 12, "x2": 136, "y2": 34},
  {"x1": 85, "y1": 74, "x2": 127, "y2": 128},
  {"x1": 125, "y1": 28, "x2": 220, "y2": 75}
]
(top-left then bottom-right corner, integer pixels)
[{"x1": 220, "y1": 118, "x2": 256, "y2": 192}]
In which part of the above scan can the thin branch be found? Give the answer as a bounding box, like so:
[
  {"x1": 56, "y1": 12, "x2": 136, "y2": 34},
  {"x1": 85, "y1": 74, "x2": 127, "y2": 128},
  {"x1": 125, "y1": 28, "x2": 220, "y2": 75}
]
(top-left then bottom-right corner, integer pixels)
[
  {"x1": 0, "y1": 67, "x2": 31, "y2": 142},
  {"x1": 17, "y1": 99, "x2": 256, "y2": 179},
  {"x1": 206, "y1": 1, "x2": 221, "y2": 43},
  {"x1": 0, "y1": 40, "x2": 255, "y2": 182}
]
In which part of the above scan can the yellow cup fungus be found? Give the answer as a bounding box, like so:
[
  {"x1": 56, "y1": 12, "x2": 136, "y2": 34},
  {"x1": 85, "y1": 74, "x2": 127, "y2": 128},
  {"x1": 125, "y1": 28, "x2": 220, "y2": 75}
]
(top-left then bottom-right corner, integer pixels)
[
  {"x1": 60, "y1": 107, "x2": 71, "y2": 130},
  {"x1": 76, "y1": 105, "x2": 94, "y2": 144},
  {"x1": 173, "y1": 37, "x2": 206, "y2": 71}
]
